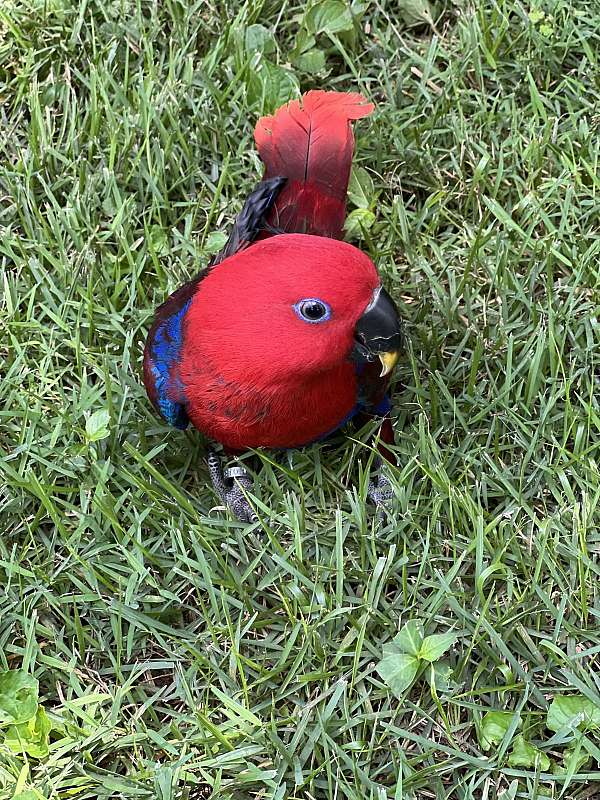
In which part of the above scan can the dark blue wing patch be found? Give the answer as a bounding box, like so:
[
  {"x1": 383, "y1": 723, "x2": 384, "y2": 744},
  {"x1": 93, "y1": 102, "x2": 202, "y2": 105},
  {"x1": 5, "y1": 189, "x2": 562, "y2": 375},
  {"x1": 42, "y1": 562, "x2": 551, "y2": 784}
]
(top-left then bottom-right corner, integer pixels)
[
  {"x1": 367, "y1": 394, "x2": 391, "y2": 416},
  {"x1": 145, "y1": 299, "x2": 191, "y2": 430},
  {"x1": 144, "y1": 270, "x2": 207, "y2": 429}
]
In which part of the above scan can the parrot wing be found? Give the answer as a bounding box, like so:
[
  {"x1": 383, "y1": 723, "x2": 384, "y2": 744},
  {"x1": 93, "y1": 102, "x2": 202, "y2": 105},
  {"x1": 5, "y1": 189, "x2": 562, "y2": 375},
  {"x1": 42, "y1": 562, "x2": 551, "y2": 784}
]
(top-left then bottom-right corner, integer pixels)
[
  {"x1": 143, "y1": 180, "x2": 286, "y2": 428},
  {"x1": 143, "y1": 275, "x2": 204, "y2": 429},
  {"x1": 254, "y1": 90, "x2": 374, "y2": 238}
]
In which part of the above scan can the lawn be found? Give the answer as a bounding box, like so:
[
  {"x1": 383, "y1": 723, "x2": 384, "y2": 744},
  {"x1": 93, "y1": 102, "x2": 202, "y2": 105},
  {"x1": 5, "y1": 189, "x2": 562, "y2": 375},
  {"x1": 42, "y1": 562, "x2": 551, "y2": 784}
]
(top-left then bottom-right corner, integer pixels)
[{"x1": 2, "y1": 0, "x2": 600, "y2": 797}]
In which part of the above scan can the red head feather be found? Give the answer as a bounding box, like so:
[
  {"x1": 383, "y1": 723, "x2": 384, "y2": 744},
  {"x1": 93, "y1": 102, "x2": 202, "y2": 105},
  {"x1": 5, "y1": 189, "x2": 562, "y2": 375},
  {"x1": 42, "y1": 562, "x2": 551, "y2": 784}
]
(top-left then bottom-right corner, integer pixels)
[
  {"x1": 254, "y1": 90, "x2": 374, "y2": 238},
  {"x1": 178, "y1": 234, "x2": 380, "y2": 450}
]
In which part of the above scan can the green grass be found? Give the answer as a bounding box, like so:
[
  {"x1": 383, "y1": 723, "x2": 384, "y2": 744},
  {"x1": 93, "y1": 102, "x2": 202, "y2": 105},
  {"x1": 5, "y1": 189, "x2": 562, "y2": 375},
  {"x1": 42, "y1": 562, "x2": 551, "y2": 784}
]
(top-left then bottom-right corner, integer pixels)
[{"x1": 2, "y1": 0, "x2": 600, "y2": 797}]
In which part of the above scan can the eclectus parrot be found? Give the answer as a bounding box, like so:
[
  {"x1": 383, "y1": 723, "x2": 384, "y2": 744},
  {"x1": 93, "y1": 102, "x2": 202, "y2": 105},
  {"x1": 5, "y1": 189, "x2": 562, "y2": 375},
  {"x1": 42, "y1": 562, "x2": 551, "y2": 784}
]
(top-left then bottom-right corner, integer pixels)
[{"x1": 143, "y1": 91, "x2": 403, "y2": 521}]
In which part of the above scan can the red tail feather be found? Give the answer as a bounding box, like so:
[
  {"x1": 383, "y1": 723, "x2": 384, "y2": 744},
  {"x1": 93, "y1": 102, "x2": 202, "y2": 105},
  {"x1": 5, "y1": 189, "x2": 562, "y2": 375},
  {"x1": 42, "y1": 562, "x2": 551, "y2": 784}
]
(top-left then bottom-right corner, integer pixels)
[{"x1": 254, "y1": 90, "x2": 374, "y2": 239}]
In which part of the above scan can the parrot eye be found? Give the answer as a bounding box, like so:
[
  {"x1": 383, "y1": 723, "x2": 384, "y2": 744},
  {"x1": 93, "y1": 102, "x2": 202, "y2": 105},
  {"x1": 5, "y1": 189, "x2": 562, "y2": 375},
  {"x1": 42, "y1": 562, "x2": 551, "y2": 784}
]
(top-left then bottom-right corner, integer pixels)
[{"x1": 294, "y1": 298, "x2": 331, "y2": 323}]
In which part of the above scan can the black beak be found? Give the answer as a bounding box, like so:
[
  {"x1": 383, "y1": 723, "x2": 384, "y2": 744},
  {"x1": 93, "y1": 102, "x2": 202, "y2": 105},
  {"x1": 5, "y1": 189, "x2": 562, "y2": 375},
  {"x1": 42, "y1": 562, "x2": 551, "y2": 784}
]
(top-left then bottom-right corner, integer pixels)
[{"x1": 353, "y1": 287, "x2": 403, "y2": 376}]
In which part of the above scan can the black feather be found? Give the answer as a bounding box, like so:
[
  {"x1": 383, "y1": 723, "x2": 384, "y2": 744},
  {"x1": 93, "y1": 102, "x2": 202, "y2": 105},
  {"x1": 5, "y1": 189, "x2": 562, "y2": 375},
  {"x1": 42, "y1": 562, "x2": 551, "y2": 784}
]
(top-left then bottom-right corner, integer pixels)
[{"x1": 211, "y1": 176, "x2": 286, "y2": 266}]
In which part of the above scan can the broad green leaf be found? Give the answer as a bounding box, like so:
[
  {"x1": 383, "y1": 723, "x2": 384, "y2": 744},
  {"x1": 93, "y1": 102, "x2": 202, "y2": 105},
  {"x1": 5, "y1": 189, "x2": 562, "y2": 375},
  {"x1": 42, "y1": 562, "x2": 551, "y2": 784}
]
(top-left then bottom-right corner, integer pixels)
[
  {"x1": 376, "y1": 653, "x2": 419, "y2": 698},
  {"x1": 350, "y1": 0, "x2": 369, "y2": 17},
  {"x1": 396, "y1": 0, "x2": 433, "y2": 26},
  {"x1": 5, "y1": 706, "x2": 52, "y2": 758},
  {"x1": 552, "y1": 739, "x2": 590, "y2": 775},
  {"x1": 305, "y1": 1, "x2": 354, "y2": 35},
  {"x1": 0, "y1": 671, "x2": 38, "y2": 726},
  {"x1": 348, "y1": 167, "x2": 374, "y2": 209},
  {"x1": 205, "y1": 231, "x2": 228, "y2": 255},
  {"x1": 391, "y1": 620, "x2": 424, "y2": 656},
  {"x1": 247, "y1": 60, "x2": 299, "y2": 112},
  {"x1": 245, "y1": 24, "x2": 276, "y2": 55},
  {"x1": 508, "y1": 735, "x2": 551, "y2": 770},
  {"x1": 546, "y1": 695, "x2": 600, "y2": 733},
  {"x1": 85, "y1": 409, "x2": 110, "y2": 442},
  {"x1": 418, "y1": 631, "x2": 457, "y2": 663},
  {"x1": 428, "y1": 660, "x2": 454, "y2": 693},
  {"x1": 479, "y1": 710, "x2": 519, "y2": 751},
  {"x1": 344, "y1": 208, "x2": 375, "y2": 238},
  {"x1": 291, "y1": 48, "x2": 326, "y2": 74},
  {"x1": 291, "y1": 29, "x2": 315, "y2": 57},
  {"x1": 149, "y1": 225, "x2": 169, "y2": 256}
]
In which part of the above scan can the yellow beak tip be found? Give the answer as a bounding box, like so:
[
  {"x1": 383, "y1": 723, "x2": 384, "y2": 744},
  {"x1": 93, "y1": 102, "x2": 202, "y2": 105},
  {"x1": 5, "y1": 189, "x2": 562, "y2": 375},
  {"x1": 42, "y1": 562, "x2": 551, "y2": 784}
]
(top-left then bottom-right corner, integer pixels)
[{"x1": 378, "y1": 351, "x2": 399, "y2": 377}]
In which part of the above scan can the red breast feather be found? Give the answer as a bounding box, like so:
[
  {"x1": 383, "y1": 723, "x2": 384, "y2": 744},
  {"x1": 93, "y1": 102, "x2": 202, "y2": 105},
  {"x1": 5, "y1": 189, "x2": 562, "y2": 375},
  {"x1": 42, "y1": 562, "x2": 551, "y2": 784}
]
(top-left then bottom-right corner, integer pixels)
[{"x1": 255, "y1": 90, "x2": 374, "y2": 239}]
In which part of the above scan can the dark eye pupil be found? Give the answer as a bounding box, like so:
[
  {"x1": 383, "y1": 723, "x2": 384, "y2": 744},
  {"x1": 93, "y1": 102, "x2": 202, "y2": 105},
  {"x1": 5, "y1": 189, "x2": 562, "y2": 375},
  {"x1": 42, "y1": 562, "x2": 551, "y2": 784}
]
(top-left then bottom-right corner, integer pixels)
[
  {"x1": 303, "y1": 301, "x2": 325, "y2": 319},
  {"x1": 294, "y1": 298, "x2": 330, "y2": 323}
]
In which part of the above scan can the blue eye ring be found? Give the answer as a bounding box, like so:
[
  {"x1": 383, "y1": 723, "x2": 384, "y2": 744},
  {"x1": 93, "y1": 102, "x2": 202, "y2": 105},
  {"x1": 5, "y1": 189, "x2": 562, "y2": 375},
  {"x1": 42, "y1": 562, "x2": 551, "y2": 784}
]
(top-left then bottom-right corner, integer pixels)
[{"x1": 293, "y1": 298, "x2": 331, "y2": 324}]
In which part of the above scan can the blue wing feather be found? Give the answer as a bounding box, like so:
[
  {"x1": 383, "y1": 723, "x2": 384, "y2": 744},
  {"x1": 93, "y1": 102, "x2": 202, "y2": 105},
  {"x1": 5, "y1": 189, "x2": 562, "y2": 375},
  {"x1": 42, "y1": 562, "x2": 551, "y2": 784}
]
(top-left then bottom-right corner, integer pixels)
[
  {"x1": 143, "y1": 272, "x2": 207, "y2": 429},
  {"x1": 146, "y1": 300, "x2": 191, "y2": 429}
]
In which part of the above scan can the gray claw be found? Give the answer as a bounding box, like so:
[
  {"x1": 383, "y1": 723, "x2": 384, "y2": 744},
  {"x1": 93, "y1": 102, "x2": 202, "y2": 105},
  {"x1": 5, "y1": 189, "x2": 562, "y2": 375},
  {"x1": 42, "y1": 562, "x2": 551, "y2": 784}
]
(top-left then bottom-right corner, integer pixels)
[{"x1": 207, "y1": 450, "x2": 258, "y2": 523}]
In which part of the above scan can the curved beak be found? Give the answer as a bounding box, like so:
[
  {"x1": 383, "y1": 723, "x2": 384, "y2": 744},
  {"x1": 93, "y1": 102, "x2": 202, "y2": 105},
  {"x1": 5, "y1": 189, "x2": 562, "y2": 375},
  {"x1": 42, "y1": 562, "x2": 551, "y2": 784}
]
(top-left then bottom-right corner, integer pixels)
[{"x1": 353, "y1": 287, "x2": 403, "y2": 377}]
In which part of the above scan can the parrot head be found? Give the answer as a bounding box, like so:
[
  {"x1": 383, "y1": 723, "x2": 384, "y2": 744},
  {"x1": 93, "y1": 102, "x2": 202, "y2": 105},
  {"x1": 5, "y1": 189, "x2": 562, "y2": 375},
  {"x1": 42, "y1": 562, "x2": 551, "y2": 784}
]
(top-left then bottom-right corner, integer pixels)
[{"x1": 184, "y1": 233, "x2": 402, "y2": 385}]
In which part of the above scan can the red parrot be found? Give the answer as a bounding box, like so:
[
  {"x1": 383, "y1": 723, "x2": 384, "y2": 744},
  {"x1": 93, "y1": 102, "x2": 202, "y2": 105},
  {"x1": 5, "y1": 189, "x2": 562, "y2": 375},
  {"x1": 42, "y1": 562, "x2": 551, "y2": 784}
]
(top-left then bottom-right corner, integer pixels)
[{"x1": 143, "y1": 91, "x2": 403, "y2": 520}]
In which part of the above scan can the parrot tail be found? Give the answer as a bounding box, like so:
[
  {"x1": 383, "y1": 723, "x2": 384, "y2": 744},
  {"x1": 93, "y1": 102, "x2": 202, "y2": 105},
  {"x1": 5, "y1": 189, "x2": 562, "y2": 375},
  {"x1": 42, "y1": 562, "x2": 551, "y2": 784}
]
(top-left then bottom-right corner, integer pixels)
[{"x1": 254, "y1": 90, "x2": 374, "y2": 239}]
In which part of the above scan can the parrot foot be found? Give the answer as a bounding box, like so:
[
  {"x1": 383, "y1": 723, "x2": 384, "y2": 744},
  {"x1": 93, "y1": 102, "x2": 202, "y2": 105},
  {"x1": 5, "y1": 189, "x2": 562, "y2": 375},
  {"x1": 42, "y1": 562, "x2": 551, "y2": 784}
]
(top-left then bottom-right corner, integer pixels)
[
  {"x1": 368, "y1": 460, "x2": 394, "y2": 516},
  {"x1": 207, "y1": 450, "x2": 258, "y2": 523}
]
